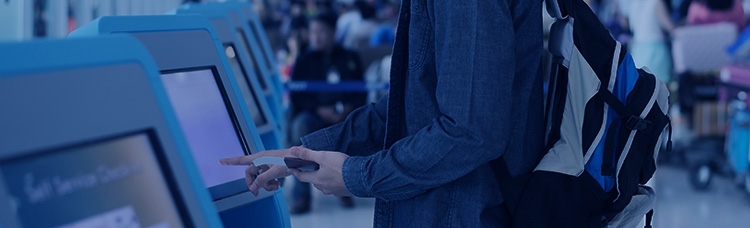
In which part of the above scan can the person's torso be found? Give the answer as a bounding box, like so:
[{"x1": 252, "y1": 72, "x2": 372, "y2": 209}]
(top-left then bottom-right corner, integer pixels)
[{"x1": 377, "y1": 0, "x2": 543, "y2": 227}]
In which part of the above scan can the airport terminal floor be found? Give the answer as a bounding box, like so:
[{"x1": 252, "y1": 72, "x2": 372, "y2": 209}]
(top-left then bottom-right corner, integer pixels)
[
  {"x1": 2, "y1": 0, "x2": 750, "y2": 227},
  {"x1": 650, "y1": 165, "x2": 750, "y2": 227}
]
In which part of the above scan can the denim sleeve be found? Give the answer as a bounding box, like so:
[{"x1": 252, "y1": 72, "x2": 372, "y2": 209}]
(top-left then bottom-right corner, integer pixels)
[
  {"x1": 300, "y1": 94, "x2": 388, "y2": 157},
  {"x1": 342, "y1": 0, "x2": 521, "y2": 200}
]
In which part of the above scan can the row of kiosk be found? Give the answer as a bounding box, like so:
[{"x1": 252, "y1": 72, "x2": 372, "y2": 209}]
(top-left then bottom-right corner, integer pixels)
[{"x1": 0, "y1": 2, "x2": 291, "y2": 228}]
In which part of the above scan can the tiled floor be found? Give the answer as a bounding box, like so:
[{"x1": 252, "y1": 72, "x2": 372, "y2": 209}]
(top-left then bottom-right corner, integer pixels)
[
  {"x1": 651, "y1": 164, "x2": 750, "y2": 227},
  {"x1": 283, "y1": 178, "x2": 375, "y2": 228}
]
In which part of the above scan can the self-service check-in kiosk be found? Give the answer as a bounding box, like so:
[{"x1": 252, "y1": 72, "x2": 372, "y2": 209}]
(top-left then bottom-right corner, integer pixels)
[
  {"x1": 175, "y1": 7, "x2": 283, "y2": 150},
  {"x1": 188, "y1": 2, "x2": 286, "y2": 131},
  {"x1": 70, "y1": 15, "x2": 291, "y2": 228},
  {"x1": 0, "y1": 36, "x2": 223, "y2": 228}
]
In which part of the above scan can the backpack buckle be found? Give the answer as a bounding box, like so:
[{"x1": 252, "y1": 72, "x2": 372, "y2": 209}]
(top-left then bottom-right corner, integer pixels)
[{"x1": 625, "y1": 116, "x2": 650, "y2": 131}]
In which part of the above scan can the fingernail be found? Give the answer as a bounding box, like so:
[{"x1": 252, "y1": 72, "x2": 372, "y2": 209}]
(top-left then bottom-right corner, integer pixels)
[{"x1": 290, "y1": 147, "x2": 299, "y2": 156}]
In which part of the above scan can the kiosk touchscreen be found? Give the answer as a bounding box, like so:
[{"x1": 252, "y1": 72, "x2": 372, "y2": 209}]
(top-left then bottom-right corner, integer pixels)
[
  {"x1": 70, "y1": 15, "x2": 290, "y2": 228},
  {"x1": 0, "y1": 36, "x2": 222, "y2": 228},
  {"x1": 160, "y1": 68, "x2": 252, "y2": 189},
  {"x1": 174, "y1": 9, "x2": 283, "y2": 150}
]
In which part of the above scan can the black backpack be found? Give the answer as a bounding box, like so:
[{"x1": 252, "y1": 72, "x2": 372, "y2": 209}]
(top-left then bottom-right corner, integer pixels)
[{"x1": 493, "y1": 0, "x2": 672, "y2": 227}]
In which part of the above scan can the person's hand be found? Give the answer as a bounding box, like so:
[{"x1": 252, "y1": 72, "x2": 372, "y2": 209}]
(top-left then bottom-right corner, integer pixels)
[
  {"x1": 288, "y1": 147, "x2": 353, "y2": 197},
  {"x1": 218, "y1": 148, "x2": 295, "y2": 196}
]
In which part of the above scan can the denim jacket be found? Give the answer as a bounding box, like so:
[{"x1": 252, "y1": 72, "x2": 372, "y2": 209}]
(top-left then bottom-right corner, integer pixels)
[{"x1": 300, "y1": 0, "x2": 544, "y2": 227}]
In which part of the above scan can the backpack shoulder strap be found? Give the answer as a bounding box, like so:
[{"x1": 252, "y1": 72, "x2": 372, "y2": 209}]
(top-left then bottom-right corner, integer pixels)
[
  {"x1": 595, "y1": 89, "x2": 652, "y2": 131},
  {"x1": 545, "y1": 0, "x2": 566, "y2": 19}
]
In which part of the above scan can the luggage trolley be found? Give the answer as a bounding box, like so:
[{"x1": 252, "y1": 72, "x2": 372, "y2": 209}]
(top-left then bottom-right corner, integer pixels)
[
  {"x1": 719, "y1": 64, "x2": 750, "y2": 196},
  {"x1": 670, "y1": 23, "x2": 738, "y2": 190}
]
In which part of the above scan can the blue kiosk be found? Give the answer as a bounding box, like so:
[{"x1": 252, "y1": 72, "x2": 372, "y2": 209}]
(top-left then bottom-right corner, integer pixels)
[
  {"x1": 0, "y1": 36, "x2": 223, "y2": 228},
  {"x1": 194, "y1": 2, "x2": 286, "y2": 128},
  {"x1": 174, "y1": 7, "x2": 283, "y2": 150},
  {"x1": 70, "y1": 15, "x2": 291, "y2": 228},
  {"x1": 238, "y1": 1, "x2": 286, "y2": 99},
  {"x1": 230, "y1": 1, "x2": 284, "y2": 86}
]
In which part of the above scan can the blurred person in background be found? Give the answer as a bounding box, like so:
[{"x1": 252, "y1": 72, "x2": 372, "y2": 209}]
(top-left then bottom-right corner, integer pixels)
[
  {"x1": 369, "y1": 1, "x2": 398, "y2": 47},
  {"x1": 304, "y1": 0, "x2": 318, "y2": 16},
  {"x1": 279, "y1": 0, "x2": 306, "y2": 37},
  {"x1": 590, "y1": 0, "x2": 632, "y2": 44},
  {"x1": 365, "y1": 0, "x2": 386, "y2": 12},
  {"x1": 287, "y1": 12, "x2": 367, "y2": 214},
  {"x1": 301, "y1": 0, "x2": 334, "y2": 16},
  {"x1": 629, "y1": 0, "x2": 676, "y2": 83},
  {"x1": 687, "y1": 0, "x2": 745, "y2": 29},
  {"x1": 255, "y1": 0, "x2": 282, "y2": 28},
  {"x1": 343, "y1": 1, "x2": 380, "y2": 49},
  {"x1": 671, "y1": 0, "x2": 695, "y2": 22},
  {"x1": 376, "y1": 0, "x2": 399, "y2": 21},
  {"x1": 335, "y1": 0, "x2": 362, "y2": 44},
  {"x1": 33, "y1": 0, "x2": 46, "y2": 37},
  {"x1": 283, "y1": 15, "x2": 310, "y2": 74}
]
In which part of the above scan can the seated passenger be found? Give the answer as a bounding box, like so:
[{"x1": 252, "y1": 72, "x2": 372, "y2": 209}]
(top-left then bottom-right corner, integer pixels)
[{"x1": 288, "y1": 12, "x2": 367, "y2": 214}]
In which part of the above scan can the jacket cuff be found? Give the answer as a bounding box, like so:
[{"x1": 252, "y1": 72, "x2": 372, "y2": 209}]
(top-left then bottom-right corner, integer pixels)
[
  {"x1": 300, "y1": 128, "x2": 334, "y2": 151},
  {"x1": 342, "y1": 155, "x2": 373, "y2": 198}
]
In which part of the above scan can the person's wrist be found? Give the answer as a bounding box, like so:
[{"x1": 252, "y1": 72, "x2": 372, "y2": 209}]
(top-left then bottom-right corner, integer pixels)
[{"x1": 342, "y1": 156, "x2": 372, "y2": 197}]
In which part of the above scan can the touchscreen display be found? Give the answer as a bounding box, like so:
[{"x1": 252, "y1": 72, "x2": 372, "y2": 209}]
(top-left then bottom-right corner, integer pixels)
[
  {"x1": 161, "y1": 69, "x2": 248, "y2": 188},
  {"x1": 0, "y1": 133, "x2": 187, "y2": 228}
]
